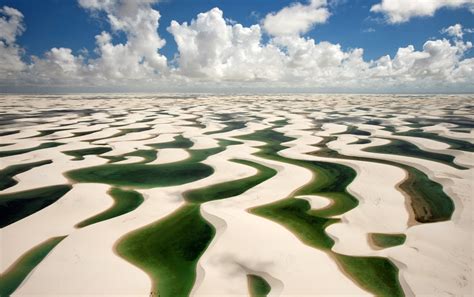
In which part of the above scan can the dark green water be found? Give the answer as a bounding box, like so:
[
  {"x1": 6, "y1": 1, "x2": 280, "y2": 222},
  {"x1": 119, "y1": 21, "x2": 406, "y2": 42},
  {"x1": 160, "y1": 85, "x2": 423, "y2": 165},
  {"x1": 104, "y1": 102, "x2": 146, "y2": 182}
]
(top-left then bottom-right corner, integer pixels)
[
  {"x1": 147, "y1": 135, "x2": 193, "y2": 149},
  {"x1": 116, "y1": 204, "x2": 215, "y2": 297},
  {"x1": 0, "y1": 236, "x2": 66, "y2": 296},
  {"x1": 66, "y1": 162, "x2": 213, "y2": 189},
  {"x1": 311, "y1": 147, "x2": 454, "y2": 223},
  {"x1": 183, "y1": 159, "x2": 277, "y2": 203},
  {"x1": 370, "y1": 233, "x2": 406, "y2": 249},
  {"x1": 395, "y1": 129, "x2": 474, "y2": 152},
  {"x1": 63, "y1": 147, "x2": 112, "y2": 160},
  {"x1": 85, "y1": 127, "x2": 152, "y2": 142},
  {"x1": 365, "y1": 139, "x2": 467, "y2": 170},
  {"x1": 0, "y1": 142, "x2": 63, "y2": 158},
  {"x1": 0, "y1": 130, "x2": 19, "y2": 137},
  {"x1": 350, "y1": 138, "x2": 371, "y2": 145},
  {"x1": 237, "y1": 128, "x2": 404, "y2": 297},
  {"x1": 204, "y1": 121, "x2": 247, "y2": 135},
  {"x1": 102, "y1": 149, "x2": 158, "y2": 164},
  {"x1": 66, "y1": 136, "x2": 247, "y2": 188},
  {"x1": 247, "y1": 274, "x2": 271, "y2": 297},
  {"x1": 66, "y1": 129, "x2": 103, "y2": 138},
  {"x1": 0, "y1": 160, "x2": 52, "y2": 190},
  {"x1": 76, "y1": 188, "x2": 144, "y2": 228},
  {"x1": 0, "y1": 185, "x2": 72, "y2": 228},
  {"x1": 23, "y1": 128, "x2": 72, "y2": 139},
  {"x1": 115, "y1": 141, "x2": 278, "y2": 297},
  {"x1": 336, "y1": 126, "x2": 371, "y2": 136}
]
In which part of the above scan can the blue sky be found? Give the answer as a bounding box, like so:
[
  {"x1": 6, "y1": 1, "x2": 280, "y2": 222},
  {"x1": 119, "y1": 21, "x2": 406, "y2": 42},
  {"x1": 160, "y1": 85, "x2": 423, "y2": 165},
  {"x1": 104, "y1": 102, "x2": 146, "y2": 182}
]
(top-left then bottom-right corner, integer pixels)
[
  {"x1": 3, "y1": 0, "x2": 473, "y2": 62},
  {"x1": 0, "y1": 0, "x2": 473, "y2": 92}
]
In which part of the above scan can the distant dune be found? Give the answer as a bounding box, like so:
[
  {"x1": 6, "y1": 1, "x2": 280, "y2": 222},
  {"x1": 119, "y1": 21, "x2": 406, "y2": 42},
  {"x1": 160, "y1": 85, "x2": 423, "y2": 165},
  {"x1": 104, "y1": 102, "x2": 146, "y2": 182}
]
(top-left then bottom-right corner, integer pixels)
[{"x1": 0, "y1": 94, "x2": 472, "y2": 297}]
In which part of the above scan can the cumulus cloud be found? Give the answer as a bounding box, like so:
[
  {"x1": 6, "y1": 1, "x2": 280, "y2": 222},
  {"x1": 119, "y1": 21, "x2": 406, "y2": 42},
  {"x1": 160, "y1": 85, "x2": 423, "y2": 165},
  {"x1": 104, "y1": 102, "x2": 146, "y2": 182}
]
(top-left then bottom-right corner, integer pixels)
[
  {"x1": 167, "y1": 7, "x2": 473, "y2": 90},
  {"x1": 13, "y1": 0, "x2": 169, "y2": 87},
  {"x1": 270, "y1": 36, "x2": 368, "y2": 84},
  {"x1": 262, "y1": 0, "x2": 330, "y2": 36},
  {"x1": 441, "y1": 24, "x2": 464, "y2": 39},
  {"x1": 0, "y1": 2, "x2": 473, "y2": 92},
  {"x1": 168, "y1": 8, "x2": 285, "y2": 81},
  {"x1": 0, "y1": 6, "x2": 26, "y2": 81},
  {"x1": 372, "y1": 38, "x2": 473, "y2": 84},
  {"x1": 24, "y1": 48, "x2": 87, "y2": 86},
  {"x1": 371, "y1": 0, "x2": 474, "y2": 23},
  {"x1": 0, "y1": 6, "x2": 24, "y2": 44},
  {"x1": 78, "y1": 0, "x2": 167, "y2": 80},
  {"x1": 167, "y1": 7, "x2": 368, "y2": 85}
]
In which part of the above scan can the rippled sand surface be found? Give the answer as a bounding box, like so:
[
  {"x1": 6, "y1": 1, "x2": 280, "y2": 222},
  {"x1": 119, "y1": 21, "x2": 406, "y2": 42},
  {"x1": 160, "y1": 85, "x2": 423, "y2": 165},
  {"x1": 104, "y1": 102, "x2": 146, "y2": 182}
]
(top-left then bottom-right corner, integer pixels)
[{"x1": 0, "y1": 94, "x2": 472, "y2": 297}]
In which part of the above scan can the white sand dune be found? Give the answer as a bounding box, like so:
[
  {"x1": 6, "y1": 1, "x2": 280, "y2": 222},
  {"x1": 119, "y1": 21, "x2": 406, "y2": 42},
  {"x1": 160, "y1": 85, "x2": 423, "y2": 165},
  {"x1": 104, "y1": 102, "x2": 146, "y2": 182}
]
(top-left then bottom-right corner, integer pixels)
[
  {"x1": 1, "y1": 146, "x2": 107, "y2": 194},
  {"x1": 0, "y1": 94, "x2": 472, "y2": 297},
  {"x1": 12, "y1": 189, "x2": 179, "y2": 296},
  {"x1": 9, "y1": 126, "x2": 262, "y2": 295},
  {"x1": 365, "y1": 126, "x2": 474, "y2": 169},
  {"x1": 297, "y1": 194, "x2": 332, "y2": 210},
  {"x1": 149, "y1": 148, "x2": 189, "y2": 165},
  {"x1": 320, "y1": 130, "x2": 473, "y2": 296},
  {"x1": 190, "y1": 126, "x2": 371, "y2": 296},
  {"x1": 1, "y1": 183, "x2": 113, "y2": 271},
  {"x1": 423, "y1": 124, "x2": 474, "y2": 143}
]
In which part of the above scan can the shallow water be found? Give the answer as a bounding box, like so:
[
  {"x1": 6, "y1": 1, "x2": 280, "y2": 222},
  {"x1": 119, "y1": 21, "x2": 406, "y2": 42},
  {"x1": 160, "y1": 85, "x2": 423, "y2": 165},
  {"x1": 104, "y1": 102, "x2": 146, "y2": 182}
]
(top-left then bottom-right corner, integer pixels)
[{"x1": 0, "y1": 94, "x2": 472, "y2": 297}]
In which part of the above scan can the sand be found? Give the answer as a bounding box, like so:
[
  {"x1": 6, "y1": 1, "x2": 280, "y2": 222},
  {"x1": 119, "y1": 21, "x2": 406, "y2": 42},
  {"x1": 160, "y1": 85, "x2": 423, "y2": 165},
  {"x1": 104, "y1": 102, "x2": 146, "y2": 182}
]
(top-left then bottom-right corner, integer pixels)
[{"x1": 0, "y1": 94, "x2": 472, "y2": 296}]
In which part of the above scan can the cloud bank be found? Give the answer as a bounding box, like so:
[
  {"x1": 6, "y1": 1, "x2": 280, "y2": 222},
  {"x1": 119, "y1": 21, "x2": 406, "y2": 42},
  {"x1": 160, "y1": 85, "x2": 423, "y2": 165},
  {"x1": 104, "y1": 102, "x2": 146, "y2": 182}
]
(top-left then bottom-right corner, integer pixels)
[
  {"x1": 0, "y1": 0, "x2": 473, "y2": 92},
  {"x1": 371, "y1": 0, "x2": 474, "y2": 23}
]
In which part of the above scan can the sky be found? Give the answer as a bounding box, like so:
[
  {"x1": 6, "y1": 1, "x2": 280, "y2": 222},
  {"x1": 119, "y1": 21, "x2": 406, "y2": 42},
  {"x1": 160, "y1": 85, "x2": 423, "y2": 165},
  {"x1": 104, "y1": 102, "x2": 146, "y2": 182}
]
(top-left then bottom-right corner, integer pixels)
[{"x1": 0, "y1": 0, "x2": 473, "y2": 93}]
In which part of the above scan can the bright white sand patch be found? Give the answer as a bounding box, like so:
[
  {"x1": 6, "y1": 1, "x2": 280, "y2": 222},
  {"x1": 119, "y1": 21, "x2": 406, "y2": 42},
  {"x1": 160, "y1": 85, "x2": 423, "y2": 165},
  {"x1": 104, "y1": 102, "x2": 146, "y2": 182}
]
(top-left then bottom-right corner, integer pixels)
[
  {"x1": 0, "y1": 94, "x2": 472, "y2": 297},
  {"x1": 1, "y1": 184, "x2": 112, "y2": 271},
  {"x1": 297, "y1": 195, "x2": 332, "y2": 210},
  {"x1": 149, "y1": 148, "x2": 189, "y2": 164}
]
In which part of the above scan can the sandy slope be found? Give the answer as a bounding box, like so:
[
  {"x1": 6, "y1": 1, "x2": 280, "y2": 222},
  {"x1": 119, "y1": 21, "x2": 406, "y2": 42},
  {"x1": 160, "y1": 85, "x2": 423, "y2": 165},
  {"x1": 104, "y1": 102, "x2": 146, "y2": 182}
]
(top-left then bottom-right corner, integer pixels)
[
  {"x1": 1, "y1": 183, "x2": 113, "y2": 271},
  {"x1": 0, "y1": 94, "x2": 472, "y2": 296},
  {"x1": 321, "y1": 129, "x2": 473, "y2": 296}
]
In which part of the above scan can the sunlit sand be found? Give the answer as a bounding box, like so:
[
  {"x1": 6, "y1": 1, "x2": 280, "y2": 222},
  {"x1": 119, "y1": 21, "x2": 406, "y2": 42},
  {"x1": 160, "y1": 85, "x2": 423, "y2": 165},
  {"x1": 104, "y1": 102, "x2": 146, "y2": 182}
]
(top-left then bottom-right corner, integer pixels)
[{"x1": 0, "y1": 94, "x2": 472, "y2": 296}]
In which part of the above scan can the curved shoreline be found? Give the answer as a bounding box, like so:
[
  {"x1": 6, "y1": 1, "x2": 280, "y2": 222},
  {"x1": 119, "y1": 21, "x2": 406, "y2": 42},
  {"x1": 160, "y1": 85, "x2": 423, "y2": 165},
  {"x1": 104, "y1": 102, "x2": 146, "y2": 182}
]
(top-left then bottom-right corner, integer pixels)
[
  {"x1": 0, "y1": 236, "x2": 66, "y2": 296},
  {"x1": 114, "y1": 152, "x2": 279, "y2": 296},
  {"x1": 0, "y1": 94, "x2": 471, "y2": 296},
  {"x1": 75, "y1": 187, "x2": 144, "y2": 228},
  {"x1": 238, "y1": 127, "x2": 404, "y2": 296},
  {"x1": 310, "y1": 145, "x2": 455, "y2": 224}
]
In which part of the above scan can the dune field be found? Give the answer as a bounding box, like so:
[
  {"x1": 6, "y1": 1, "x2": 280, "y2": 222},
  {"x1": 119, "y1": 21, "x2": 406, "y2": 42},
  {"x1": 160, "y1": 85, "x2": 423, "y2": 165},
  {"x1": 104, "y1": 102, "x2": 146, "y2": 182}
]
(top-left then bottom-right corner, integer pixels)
[{"x1": 0, "y1": 94, "x2": 472, "y2": 297}]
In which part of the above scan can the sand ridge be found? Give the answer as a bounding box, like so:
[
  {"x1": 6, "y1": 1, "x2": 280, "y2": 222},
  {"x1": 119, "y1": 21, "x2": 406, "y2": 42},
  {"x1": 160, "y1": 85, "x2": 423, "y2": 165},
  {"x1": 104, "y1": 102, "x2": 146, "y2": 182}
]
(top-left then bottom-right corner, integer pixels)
[{"x1": 0, "y1": 94, "x2": 472, "y2": 296}]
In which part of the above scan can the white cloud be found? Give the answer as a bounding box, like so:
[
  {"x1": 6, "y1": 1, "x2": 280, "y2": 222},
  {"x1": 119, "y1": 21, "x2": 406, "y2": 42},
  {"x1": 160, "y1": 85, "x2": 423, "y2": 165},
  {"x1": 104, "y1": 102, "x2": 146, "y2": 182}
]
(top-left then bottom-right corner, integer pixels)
[
  {"x1": 441, "y1": 23, "x2": 464, "y2": 39},
  {"x1": 441, "y1": 23, "x2": 474, "y2": 40},
  {"x1": 168, "y1": 8, "x2": 285, "y2": 81},
  {"x1": 0, "y1": 6, "x2": 24, "y2": 44},
  {"x1": 0, "y1": 3, "x2": 473, "y2": 92},
  {"x1": 371, "y1": 38, "x2": 473, "y2": 83},
  {"x1": 271, "y1": 36, "x2": 365, "y2": 83},
  {"x1": 0, "y1": 6, "x2": 26, "y2": 81},
  {"x1": 2, "y1": 0, "x2": 169, "y2": 88},
  {"x1": 168, "y1": 7, "x2": 473, "y2": 90},
  {"x1": 78, "y1": 0, "x2": 168, "y2": 80},
  {"x1": 9, "y1": 0, "x2": 169, "y2": 87},
  {"x1": 26, "y1": 48, "x2": 87, "y2": 86},
  {"x1": 371, "y1": 0, "x2": 474, "y2": 24},
  {"x1": 168, "y1": 8, "x2": 368, "y2": 85},
  {"x1": 451, "y1": 57, "x2": 474, "y2": 81},
  {"x1": 262, "y1": 0, "x2": 330, "y2": 36}
]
